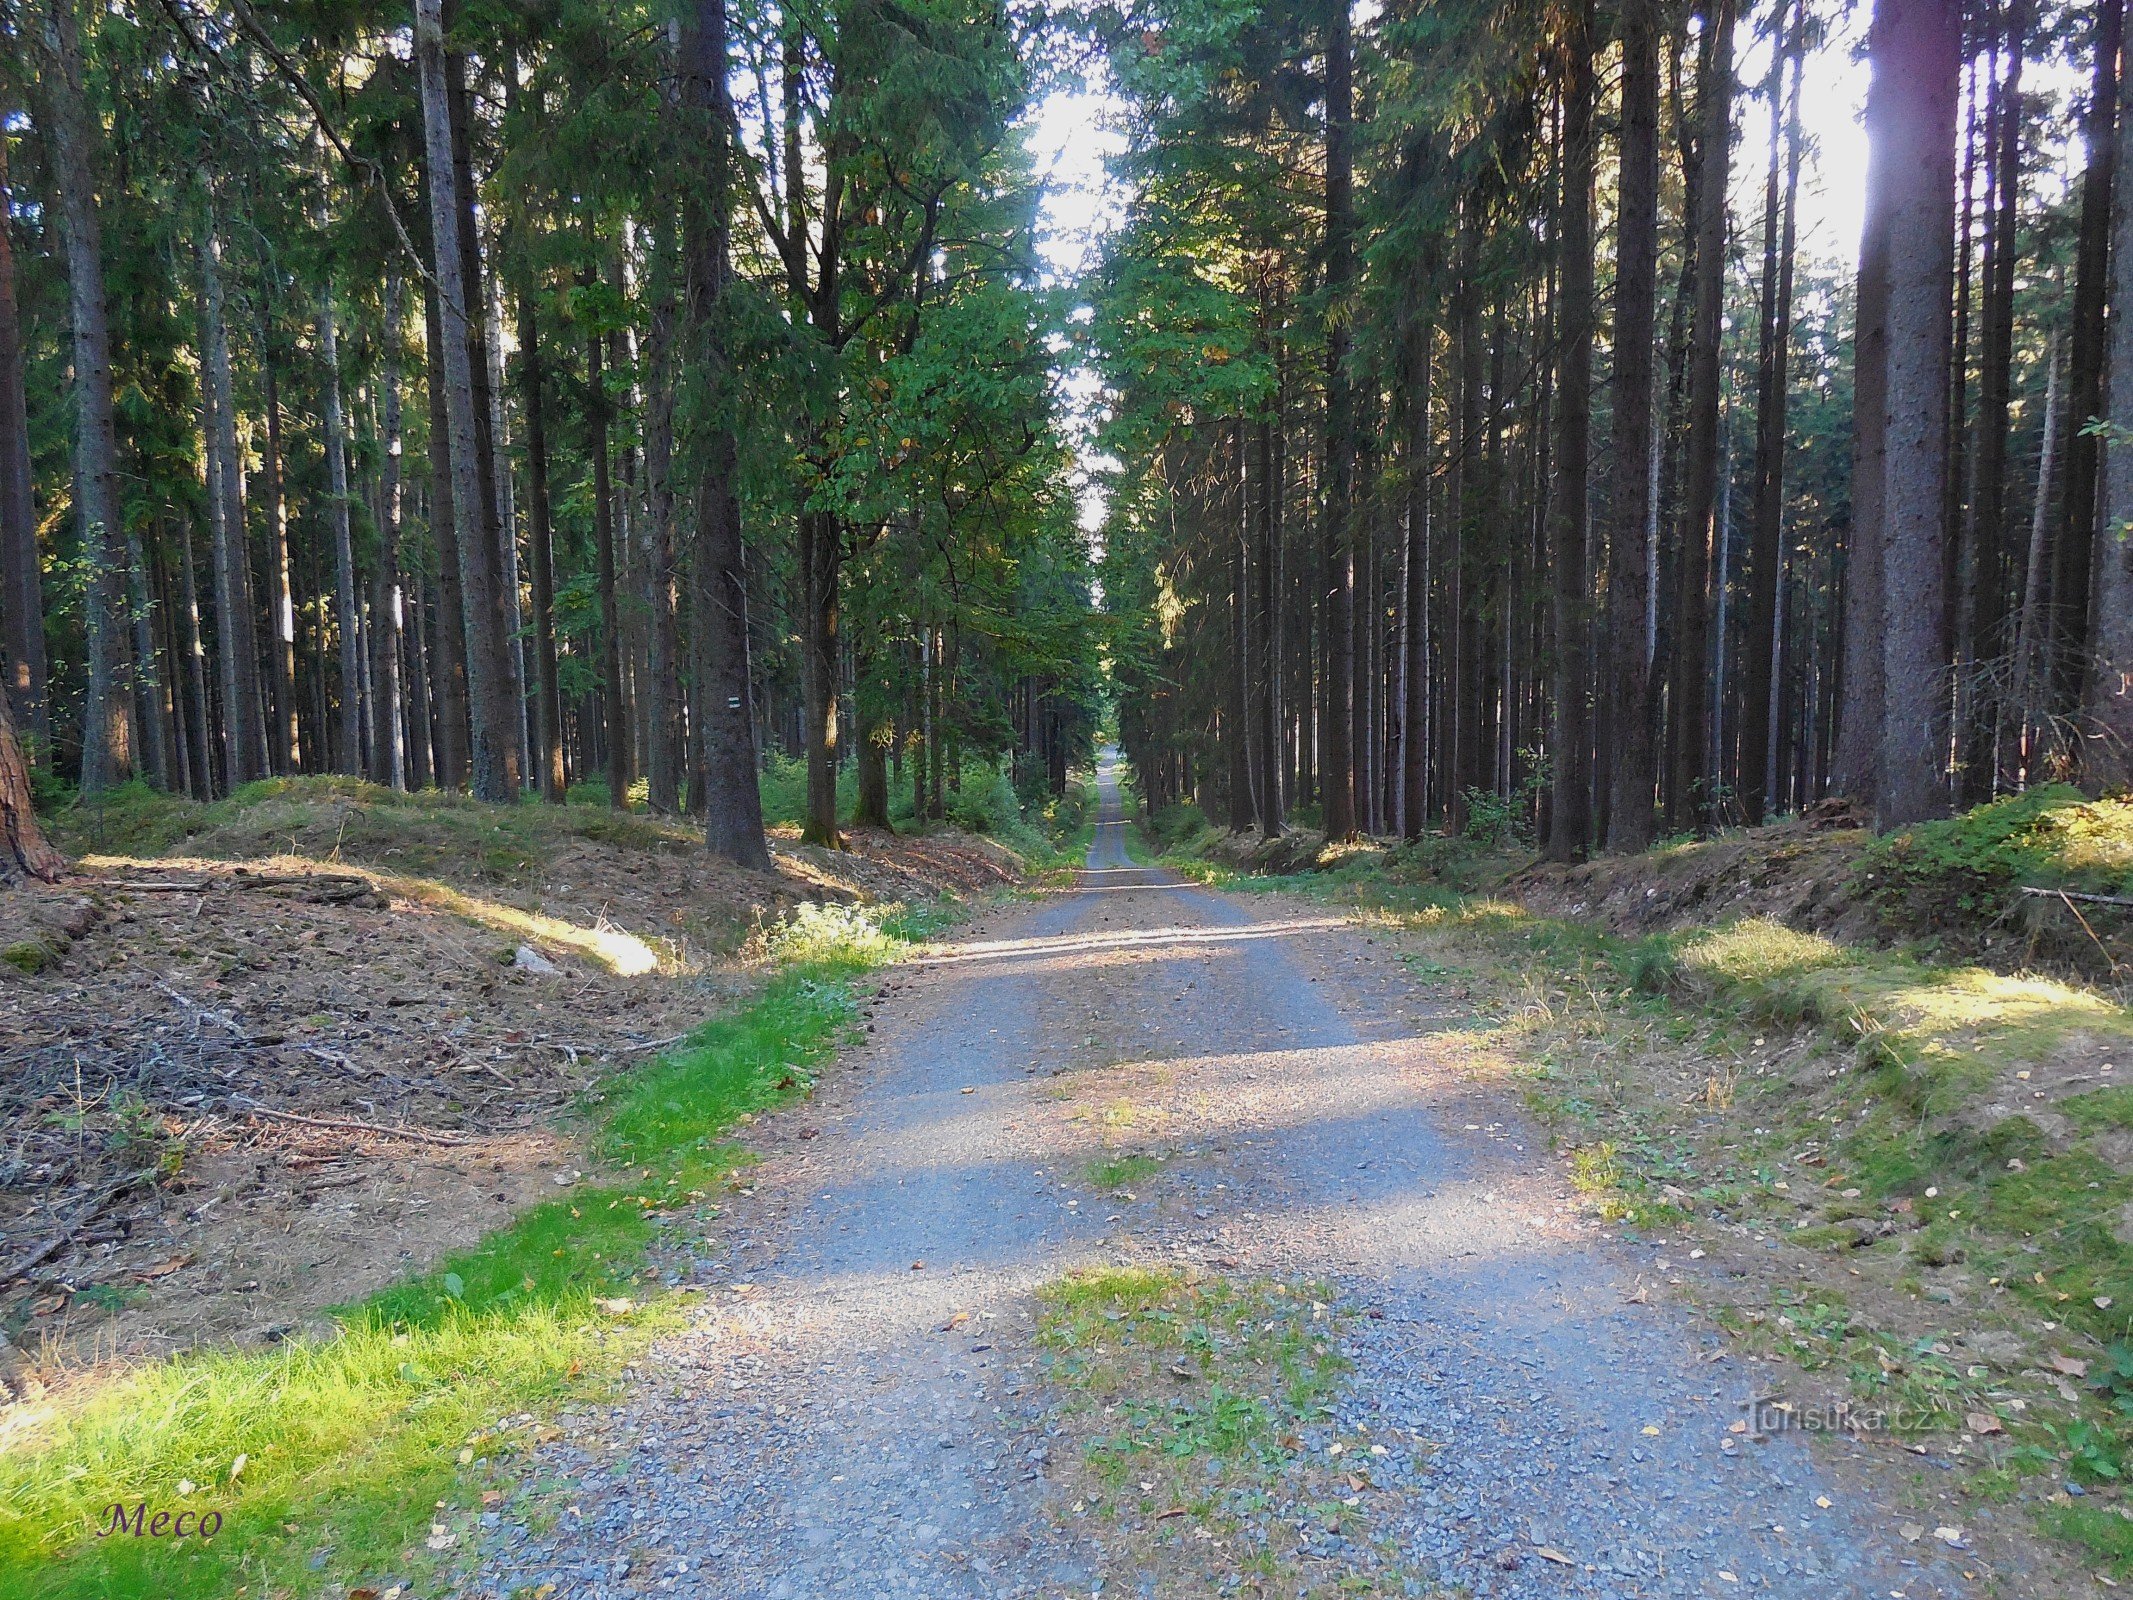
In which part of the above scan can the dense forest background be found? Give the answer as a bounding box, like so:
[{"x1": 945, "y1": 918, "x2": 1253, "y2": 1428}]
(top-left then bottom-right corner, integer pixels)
[{"x1": 1, "y1": 0, "x2": 2131, "y2": 877}]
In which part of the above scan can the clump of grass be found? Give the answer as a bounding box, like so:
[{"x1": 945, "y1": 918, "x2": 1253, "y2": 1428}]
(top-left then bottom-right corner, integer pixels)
[{"x1": 1084, "y1": 1153, "x2": 1163, "y2": 1192}]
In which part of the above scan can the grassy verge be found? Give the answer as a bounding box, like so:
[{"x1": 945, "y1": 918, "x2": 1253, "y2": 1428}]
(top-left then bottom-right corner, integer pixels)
[
  {"x1": 0, "y1": 904, "x2": 929, "y2": 1600},
  {"x1": 1034, "y1": 1266, "x2": 1417, "y2": 1596},
  {"x1": 1151, "y1": 826, "x2": 2133, "y2": 1575}
]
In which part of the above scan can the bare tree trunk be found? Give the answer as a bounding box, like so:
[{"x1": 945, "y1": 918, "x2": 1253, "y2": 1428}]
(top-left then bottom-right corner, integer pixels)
[
  {"x1": 587, "y1": 315, "x2": 629, "y2": 809},
  {"x1": 516, "y1": 289, "x2": 566, "y2": 803},
  {"x1": 1667, "y1": 0, "x2": 1733, "y2": 830},
  {"x1": 318, "y1": 269, "x2": 364, "y2": 775},
  {"x1": 1402, "y1": 309, "x2": 1433, "y2": 843},
  {"x1": 1874, "y1": 0, "x2": 1961, "y2": 825},
  {"x1": 1255, "y1": 313, "x2": 1285, "y2": 838},
  {"x1": 1604, "y1": 0, "x2": 1661, "y2": 852},
  {"x1": 1833, "y1": 22, "x2": 1893, "y2": 807},
  {"x1": 2007, "y1": 332, "x2": 2060, "y2": 775},
  {"x1": 1318, "y1": 0, "x2": 1356, "y2": 841},
  {"x1": 0, "y1": 683, "x2": 61, "y2": 884},
  {"x1": 175, "y1": 520, "x2": 212, "y2": 797},
  {"x1": 0, "y1": 124, "x2": 47, "y2": 746},
  {"x1": 41, "y1": 0, "x2": 131, "y2": 792},
  {"x1": 372, "y1": 272, "x2": 409, "y2": 790},
  {"x1": 1547, "y1": 0, "x2": 1597, "y2": 860},
  {"x1": 2056, "y1": 0, "x2": 2122, "y2": 731},
  {"x1": 415, "y1": 0, "x2": 521, "y2": 803},
  {"x1": 260, "y1": 364, "x2": 300, "y2": 774},
  {"x1": 680, "y1": 0, "x2": 770, "y2": 867},
  {"x1": 198, "y1": 209, "x2": 266, "y2": 788},
  {"x1": 2086, "y1": 26, "x2": 2133, "y2": 792},
  {"x1": 1228, "y1": 423, "x2": 1254, "y2": 832},
  {"x1": 1961, "y1": 0, "x2": 2029, "y2": 800},
  {"x1": 421, "y1": 284, "x2": 471, "y2": 789}
]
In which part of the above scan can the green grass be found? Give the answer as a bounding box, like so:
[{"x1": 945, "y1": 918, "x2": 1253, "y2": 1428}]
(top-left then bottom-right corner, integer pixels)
[
  {"x1": 0, "y1": 902, "x2": 929, "y2": 1600},
  {"x1": 1084, "y1": 1153, "x2": 1163, "y2": 1192}
]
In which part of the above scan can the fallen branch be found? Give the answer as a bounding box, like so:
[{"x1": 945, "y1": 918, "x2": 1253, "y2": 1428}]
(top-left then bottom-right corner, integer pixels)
[
  {"x1": 230, "y1": 1097, "x2": 469, "y2": 1147},
  {"x1": 2020, "y1": 886, "x2": 2133, "y2": 910},
  {"x1": 0, "y1": 1168, "x2": 157, "y2": 1284}
]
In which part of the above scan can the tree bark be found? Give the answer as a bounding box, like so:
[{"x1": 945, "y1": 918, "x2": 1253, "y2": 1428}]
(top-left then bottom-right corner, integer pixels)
[
  {"x1": 680, "y1": 0, "x2": 771, "y2": 867},
  {"x1": 318, "y1": 270, "x2": 364, "y2": 775},
  {"x1": 1667, "y1": 0, "x2": 1733, "y2": 830},
  {"x1": 1604, "y1": 0, "x2": 1661, "y2": 852},
  {"x1": 516, "y1": 288, "x2": 566, "y2": 803},
  {"x1": 261, "y1": 363, "x2": 300, "y2": 775},
  {"x1": 1739, "y1": 0, "x2": 1805, "y2": 822},
  {"x1": 415, "y1": 0, "x2": 521, "y2": 803},
  {"x1": 1228, "y1": 423, "x2": 1255, "y2": 832},
  {"x1": 1319, "y1": 0, "x2": 1357, "y2": 841},
  {"x1": 372, "y1": 272, "x2": 409, "y2": 790},
  {"x1": 1832, "y1": 12, "x2": 1894, "y2": 807},
  {"x1": 421, "y1": 282, "x2": 471, "y2": 789},
  {"x1": 1547, "y1": 0, "x2": 1597, "y2": 860},
  {"x1": 1402, "y1": 309, "x2": 1432, "y2": 842},
  {"x1": 588, "y1": 315, "x2": 628, "y2": 809},
  {"x1": 1873, "y1": 0, "x2": 1961, "y2": 826},
  {"x1": 2086, "y1": 17, "x2": 2133, "y2": 792},
  {"x1": 42, "y1": 0, "x2": 132, "y2": 793},
  {"x1": 0, "y1": 124, "x2": 47, "y2": 746},
  {"x1": 1255, "y1": 309, "x2": 1285, "y2": 837},
  {"x1": 2056, "y1": 0, "x2": 2122, "y2": 729},
  {"x1": 198, "y1": 209, "x2": 266, "y2": 788},
  {"x1": 0, "y1": 682, "x2": 61, "y2": 884}
]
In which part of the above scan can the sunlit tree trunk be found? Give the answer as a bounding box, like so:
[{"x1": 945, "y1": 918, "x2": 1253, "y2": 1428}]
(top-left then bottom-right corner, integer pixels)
[
  {"x1": 415, "y1": 0, "x2": 521, "y2": 803},
  {"x1": 372, "y1": 272, "x2": 409, "y2": 791}
]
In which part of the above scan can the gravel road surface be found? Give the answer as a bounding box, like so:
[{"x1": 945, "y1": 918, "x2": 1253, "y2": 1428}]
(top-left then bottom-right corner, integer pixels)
[{"x1": 470, "y1": 753, "x2": 1975, "y2": 1600}]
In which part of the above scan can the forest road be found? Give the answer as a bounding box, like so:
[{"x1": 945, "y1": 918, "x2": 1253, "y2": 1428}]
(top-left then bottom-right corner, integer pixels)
[{"x1": 472, "y1": 752, "x2": 1972, "y2": 1600}]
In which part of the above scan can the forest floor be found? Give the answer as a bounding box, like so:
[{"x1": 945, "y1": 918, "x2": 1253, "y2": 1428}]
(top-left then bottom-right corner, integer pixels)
[{"x1": 0, "y1": 778, "x2": 1023, "y2": 1383}]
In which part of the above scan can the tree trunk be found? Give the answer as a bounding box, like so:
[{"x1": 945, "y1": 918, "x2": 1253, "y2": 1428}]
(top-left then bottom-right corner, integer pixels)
[
  {"x1": 0, "y1": 124, "x2": 47, "y2": 746},
  {"x1": 1604, "y1": 0, "x2": 1661, "y2": 852},
  {"x1": 198, "y1": 211, "x2": 266, "y2": 789},
  {"x1": 421, "y1": 282, "x2": 472, "y2": 789},
  {"x1": 372, "y1": 272, "x2": 409, "y2": 790},
  {"x1": 1547, "y1": 1, "x2": 1597, "y2": 860},
  {"x1": 1832, "y1": 20, "x2": 1894, "y2": 806},
  {"x1": 587, "y1": 315, "x2": 629, "y2": 810},
  {"x1": 42, "y1": 0, "x2": 131, "y2": 793},
  {"x1": 1873, "y1": 0, "x2": 1961, "y2": 826},
  {"x1": 1738, "y1": 0, "x2": 1805, "y2": 822},
  {"x1": 0, "y1": 683, "x2": 61, "y2": 884},
  {"x1": 1402, "y1": 309, "x2": 1433, "y2": 842},
  {"x1": 2086, "y1": 21, "x2": 2133, "y2": 791},
  {"x1": 318, "y1": 273, "x2": 364, "y2": 775},
  {"x1": 1319, "y1": 0, "x2": 1356, "y2": 841},
  {"x1": 1228, "y1": 424, "x2": 1255, "y2": 832},
  {"x1": 261, "y1": 365, "x2": 301, "y2": 774},
  {"x1": 1961, "y1": 0, "x2": 2029, "y2": 800},
  {"x1": 1667, "y1": 0, "x2": 1733, "y2": 831},
  {"x1": 680, "y1": 0, "x2": 772, "y2": 867},
  {"x1": 1254, "y1": 323, "x2": 1284, "y2": 837},
  {"x1": 2007, "y1": 332, "x2": 2060, "y2": 773},
  {"x1": 415, "y1": 0, "x2": 521, "y2": 803},
  {"x1": 2056, "y1": 0, "x2": 2122, "y2": 730},
  {"x1": 516, "y1": 289, "x2": 566, "y2": 803}
]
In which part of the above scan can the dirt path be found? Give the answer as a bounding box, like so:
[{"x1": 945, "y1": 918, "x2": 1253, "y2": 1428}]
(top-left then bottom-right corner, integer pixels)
[{"x1": 471, "y1": 755, "x2": 1979, "y2": 1599}]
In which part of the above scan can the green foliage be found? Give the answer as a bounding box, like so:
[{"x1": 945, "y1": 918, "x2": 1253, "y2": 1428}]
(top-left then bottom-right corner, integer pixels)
[{"x1": 1857, "y1": 787, "x2": 2133, "y2": 966}]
